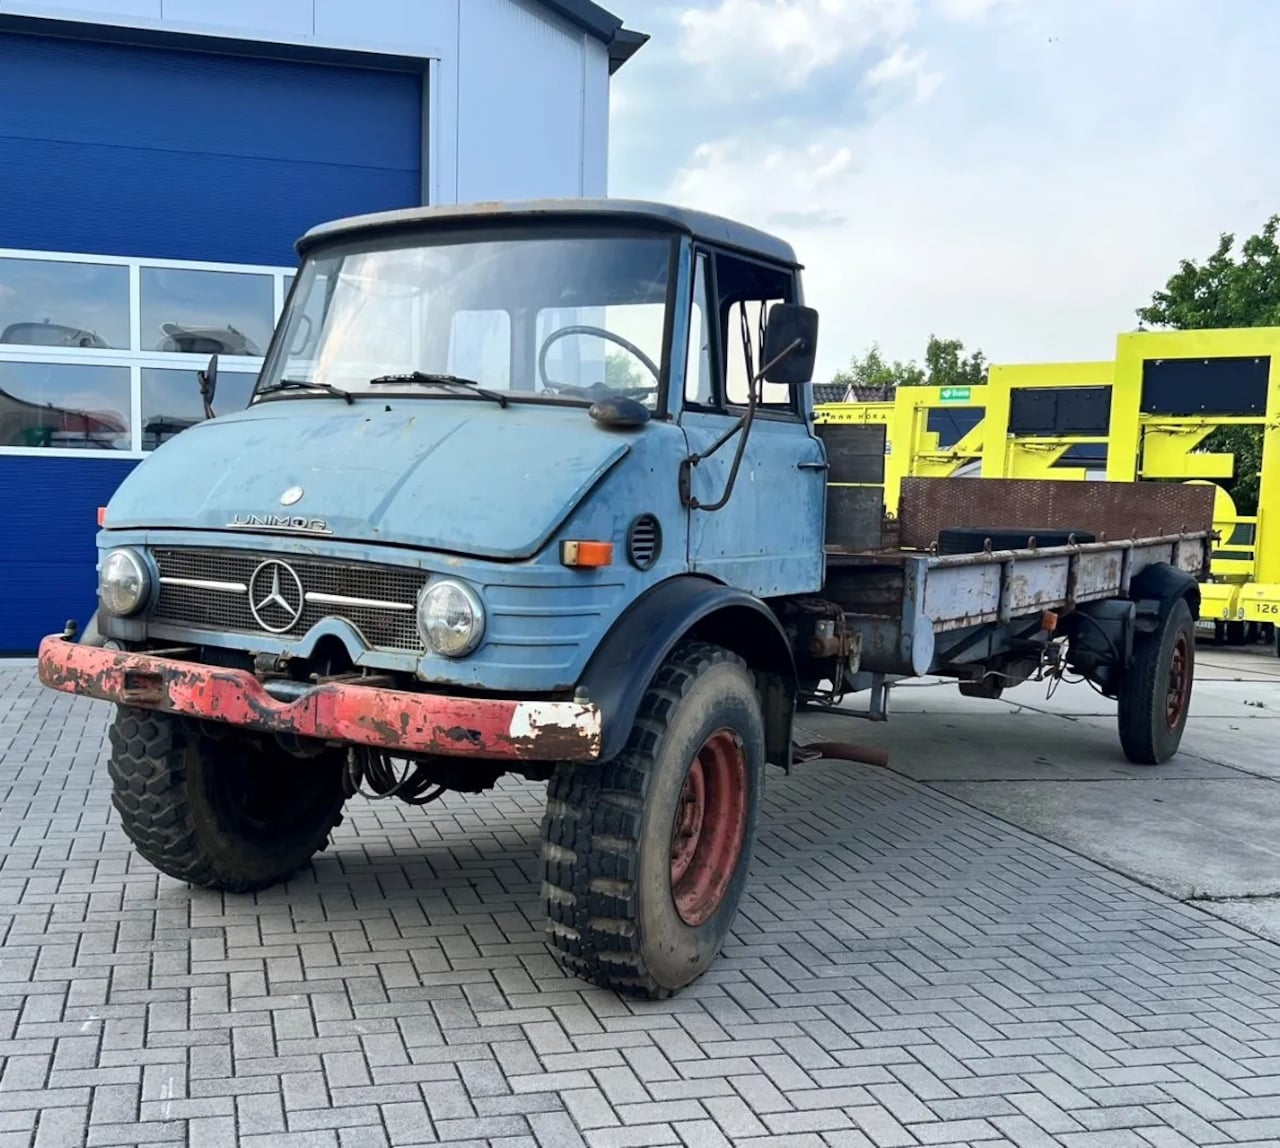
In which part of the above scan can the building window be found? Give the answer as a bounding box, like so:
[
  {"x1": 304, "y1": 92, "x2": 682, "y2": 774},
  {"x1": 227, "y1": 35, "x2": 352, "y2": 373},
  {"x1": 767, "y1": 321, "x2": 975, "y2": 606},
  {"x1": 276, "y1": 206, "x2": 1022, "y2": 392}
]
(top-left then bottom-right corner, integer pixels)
[
  {"x1": 0, "y1": 257, "x2": 130, "y2": 350},
  {"x1": 140, "y1": 267, "x2": 275, "y2": 356},
  {"x1": 0, "y1": 361, "x2": 131, "y2": 450},
  {"x1": 0, "y1": 247, "x2": 292, "y2": 458},
  {"x1": 140, "y1": 367, "x2": 257, "y2": 451}
]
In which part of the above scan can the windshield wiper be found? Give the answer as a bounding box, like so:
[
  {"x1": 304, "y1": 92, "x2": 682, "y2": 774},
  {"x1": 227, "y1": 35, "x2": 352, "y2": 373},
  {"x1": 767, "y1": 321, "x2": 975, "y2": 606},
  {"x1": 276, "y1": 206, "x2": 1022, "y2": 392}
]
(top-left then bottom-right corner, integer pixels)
[
  {"x1": 259, "y1": 379, "x2": 354, "y2": 404},
  {"x1": 368, "y1": 371, "x2": 508, "y2": 408}
]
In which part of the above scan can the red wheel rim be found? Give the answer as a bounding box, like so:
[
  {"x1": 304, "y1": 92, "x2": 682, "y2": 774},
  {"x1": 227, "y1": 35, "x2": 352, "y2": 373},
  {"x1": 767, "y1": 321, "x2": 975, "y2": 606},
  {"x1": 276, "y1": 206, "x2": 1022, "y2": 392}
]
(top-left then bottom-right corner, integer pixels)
[
  {"x1": 669, "y1": 729, "x2": 748, "y2": 927},
  {"x1": 1166, "y1": 632, "x2": 1190, "y2": 730}
]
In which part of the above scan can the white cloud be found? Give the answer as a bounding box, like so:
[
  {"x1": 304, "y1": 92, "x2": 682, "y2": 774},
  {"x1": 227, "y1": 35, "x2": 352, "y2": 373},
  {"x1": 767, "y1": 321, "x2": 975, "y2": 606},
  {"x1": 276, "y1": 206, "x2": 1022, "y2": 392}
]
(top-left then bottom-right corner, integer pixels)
[
  {"x1": 865, "y1": 45, "x2": 943, "y2": 103},
  {"x1": 677, "y1": 0, "x2": 919, "y2": 91},
  {"x1": 930, "y1": 0, "x2": 1012, "y2": 19},
  {"x1": 654, "y1": 1, "x2": 1280, "y2": 379}
]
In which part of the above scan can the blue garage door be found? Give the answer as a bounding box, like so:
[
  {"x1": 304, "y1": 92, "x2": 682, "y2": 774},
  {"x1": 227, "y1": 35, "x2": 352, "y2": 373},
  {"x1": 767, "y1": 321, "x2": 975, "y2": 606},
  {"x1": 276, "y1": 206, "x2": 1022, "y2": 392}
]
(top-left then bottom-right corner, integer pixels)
[
  {"x1": 0, "y1": 31, "x2": 423, "y2": 654},
  {"x1": 0, "y1": 31, "x2": 423, "y2": 265}
]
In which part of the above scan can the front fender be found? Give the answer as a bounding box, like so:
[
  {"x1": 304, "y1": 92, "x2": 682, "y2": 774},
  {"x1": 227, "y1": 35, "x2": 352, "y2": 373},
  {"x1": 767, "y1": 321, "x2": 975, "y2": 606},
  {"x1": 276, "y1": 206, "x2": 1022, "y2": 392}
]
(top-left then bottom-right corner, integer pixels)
[{"x1": 579, "y1": 575, "x2": 797, "y2": 765}]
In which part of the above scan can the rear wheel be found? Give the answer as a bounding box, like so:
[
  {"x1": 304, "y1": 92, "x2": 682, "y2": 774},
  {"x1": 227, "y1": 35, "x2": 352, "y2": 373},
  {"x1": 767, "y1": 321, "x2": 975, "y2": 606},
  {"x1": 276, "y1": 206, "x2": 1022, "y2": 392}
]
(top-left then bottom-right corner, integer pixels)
[
  {"x1": 108, "y1": 708, "x2": 347, "y2": 891},
  {"x1": 541, "y1": 642, "x2": 765, "y2": 998},
  {"x1": 1117, "y1": 598, "x2": 1195, "y2": 765}
]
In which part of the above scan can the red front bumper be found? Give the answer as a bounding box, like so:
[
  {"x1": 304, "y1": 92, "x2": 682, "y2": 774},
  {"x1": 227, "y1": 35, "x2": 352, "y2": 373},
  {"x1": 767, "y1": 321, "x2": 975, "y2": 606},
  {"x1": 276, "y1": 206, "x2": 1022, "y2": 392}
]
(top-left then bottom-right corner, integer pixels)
[{"x1": 36, "y1": 637, "x2": 602, "y2": 762}]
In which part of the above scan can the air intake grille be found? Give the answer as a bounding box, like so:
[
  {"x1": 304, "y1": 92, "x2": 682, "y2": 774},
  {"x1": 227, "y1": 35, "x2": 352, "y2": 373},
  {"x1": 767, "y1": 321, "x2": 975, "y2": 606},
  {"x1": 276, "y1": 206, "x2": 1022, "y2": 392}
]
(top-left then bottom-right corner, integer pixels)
[
  {"x1": 150, "y1": 548, "x2": 428, "y2": 651},
  {"x1": 626, "y1": 515, "x2": 662, "y2": 571}
]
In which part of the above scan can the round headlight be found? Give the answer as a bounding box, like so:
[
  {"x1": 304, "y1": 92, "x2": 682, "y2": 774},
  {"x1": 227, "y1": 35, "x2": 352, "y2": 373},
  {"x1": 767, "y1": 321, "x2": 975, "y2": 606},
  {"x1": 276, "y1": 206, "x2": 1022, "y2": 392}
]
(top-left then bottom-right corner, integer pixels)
[
  {"x1": 418, "y1": 580, "x2": 485, "y2": 658},
  {"x1": 99, "y1": 548, "x2": 151, "y2": 617}
]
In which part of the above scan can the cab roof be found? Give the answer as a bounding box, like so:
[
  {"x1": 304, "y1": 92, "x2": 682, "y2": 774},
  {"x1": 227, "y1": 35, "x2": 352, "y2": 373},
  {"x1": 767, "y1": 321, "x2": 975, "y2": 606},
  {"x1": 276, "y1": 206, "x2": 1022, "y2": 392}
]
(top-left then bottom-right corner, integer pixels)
[{"x1": 296, "y1": 198, "x2": 802, "y2": 267}]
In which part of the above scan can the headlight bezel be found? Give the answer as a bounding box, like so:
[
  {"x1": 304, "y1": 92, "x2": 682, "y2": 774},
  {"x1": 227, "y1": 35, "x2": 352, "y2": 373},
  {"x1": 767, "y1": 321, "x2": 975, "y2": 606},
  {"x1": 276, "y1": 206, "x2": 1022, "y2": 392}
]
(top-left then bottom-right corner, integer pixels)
[
  {"x1": 417, "y1": 578, "x2": 486, "y2": 658},
  {"x1": 98, "y1": 547, "x2": 152, "y2": 617}
]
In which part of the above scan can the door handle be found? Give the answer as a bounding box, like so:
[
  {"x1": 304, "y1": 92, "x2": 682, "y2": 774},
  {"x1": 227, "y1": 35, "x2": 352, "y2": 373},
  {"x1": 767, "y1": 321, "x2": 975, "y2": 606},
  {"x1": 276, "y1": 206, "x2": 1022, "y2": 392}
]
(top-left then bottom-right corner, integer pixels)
[{"x1": 797, "y1": 461, "x2": 828, "y2": 471}]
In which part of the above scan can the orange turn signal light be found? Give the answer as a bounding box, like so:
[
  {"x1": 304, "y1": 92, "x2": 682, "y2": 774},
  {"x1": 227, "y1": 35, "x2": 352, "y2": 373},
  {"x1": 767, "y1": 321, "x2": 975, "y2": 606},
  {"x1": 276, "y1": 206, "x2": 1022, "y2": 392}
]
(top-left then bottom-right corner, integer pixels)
[
  {"x1": 561, "y1": 540, "x2": 614, "y2": 568},
  {"x1": 97, "y1": 506, "x2": 107, "y2": 526}
]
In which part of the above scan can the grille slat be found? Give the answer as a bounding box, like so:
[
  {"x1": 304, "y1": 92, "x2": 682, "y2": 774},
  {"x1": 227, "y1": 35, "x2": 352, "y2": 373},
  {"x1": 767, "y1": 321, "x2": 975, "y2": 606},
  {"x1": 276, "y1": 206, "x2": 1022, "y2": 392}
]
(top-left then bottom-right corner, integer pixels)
[
  {"x1": 151, "y1": 548, "x2": 427, "y2": 652},
  {"x1": 626, "y1": 515, "x2": 662, "y2": 571}
]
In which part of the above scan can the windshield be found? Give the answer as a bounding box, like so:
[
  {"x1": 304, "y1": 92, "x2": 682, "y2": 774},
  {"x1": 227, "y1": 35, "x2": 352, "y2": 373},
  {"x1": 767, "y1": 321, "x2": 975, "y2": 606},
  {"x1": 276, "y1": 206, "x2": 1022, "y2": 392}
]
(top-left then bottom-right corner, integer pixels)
[{"x1": 257, "y1": 231, "x2": 674, "y2": 407}]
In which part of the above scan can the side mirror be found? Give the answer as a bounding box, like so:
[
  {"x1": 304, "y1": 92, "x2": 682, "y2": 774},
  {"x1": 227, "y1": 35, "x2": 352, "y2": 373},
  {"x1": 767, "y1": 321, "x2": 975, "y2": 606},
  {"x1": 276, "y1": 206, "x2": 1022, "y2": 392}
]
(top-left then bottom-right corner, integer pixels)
[
  {"x1": 761, "y1": 304, "x2": 819, "y2": 385},
  {"x1": 197, "y1": 353, "x2": 219, "y2": 419}
]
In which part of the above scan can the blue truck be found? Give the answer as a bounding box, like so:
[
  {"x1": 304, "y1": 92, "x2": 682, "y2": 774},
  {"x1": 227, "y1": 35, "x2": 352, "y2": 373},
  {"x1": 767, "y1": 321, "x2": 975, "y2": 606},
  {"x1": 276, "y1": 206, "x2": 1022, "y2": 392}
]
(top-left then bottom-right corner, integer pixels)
[{"x1": 38, "y1": 200, "x2": 1214, "y2": 998}]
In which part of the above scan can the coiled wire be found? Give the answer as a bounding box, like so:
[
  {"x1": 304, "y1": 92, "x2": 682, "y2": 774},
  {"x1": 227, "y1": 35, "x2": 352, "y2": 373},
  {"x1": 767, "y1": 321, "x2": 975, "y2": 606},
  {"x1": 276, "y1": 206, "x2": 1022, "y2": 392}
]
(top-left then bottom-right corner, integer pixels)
[{"x1": 345, "y1": 747, "x2": 449, "y2": 806}]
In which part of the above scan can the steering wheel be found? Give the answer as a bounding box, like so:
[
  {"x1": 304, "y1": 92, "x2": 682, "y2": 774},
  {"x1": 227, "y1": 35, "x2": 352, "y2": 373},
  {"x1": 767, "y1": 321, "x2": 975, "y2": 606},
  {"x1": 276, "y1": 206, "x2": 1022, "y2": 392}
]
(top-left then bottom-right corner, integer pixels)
[{"x1": 537, "y1": 325, "x2": 661, "y2": 399}]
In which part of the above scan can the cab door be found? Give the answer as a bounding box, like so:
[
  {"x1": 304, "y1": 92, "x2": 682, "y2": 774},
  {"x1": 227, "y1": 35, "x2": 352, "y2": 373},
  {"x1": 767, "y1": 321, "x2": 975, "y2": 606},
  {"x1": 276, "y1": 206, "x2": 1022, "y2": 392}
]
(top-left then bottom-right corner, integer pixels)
[{"x1": 678, "y1": 246, "x2": 826, "y2": 598}]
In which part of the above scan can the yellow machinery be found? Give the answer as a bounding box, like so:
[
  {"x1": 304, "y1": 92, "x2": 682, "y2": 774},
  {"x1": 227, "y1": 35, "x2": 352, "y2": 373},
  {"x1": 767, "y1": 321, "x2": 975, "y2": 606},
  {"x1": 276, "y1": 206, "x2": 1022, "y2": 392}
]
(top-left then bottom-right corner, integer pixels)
[
  {"x1": 815, "y1": 385, "x2": 984, "y2": 512},
  {"x1": 980, "y1": 362, "x2": 1114, "y2": 481},
  {"x1": 1107, "y1": 328, "x2": 1280, "y2": 634}
]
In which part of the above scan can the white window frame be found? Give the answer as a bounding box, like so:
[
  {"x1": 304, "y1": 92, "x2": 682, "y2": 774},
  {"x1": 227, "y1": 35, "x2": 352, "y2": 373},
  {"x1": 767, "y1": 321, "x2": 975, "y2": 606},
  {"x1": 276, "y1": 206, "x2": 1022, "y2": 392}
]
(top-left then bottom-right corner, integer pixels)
[{"x1": 0, "y1": 246, "x2": 293, "y2": 460}]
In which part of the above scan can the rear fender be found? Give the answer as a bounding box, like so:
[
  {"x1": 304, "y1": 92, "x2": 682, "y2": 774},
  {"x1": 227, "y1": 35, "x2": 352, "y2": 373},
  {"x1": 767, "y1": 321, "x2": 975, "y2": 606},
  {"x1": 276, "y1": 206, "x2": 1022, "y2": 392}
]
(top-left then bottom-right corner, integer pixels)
[
  {"x1": 1130, "y1": 562, "x2": 1201, "y2": 633},
  {"x1": 579, "y1": 576, "x2": 797, "y2": 767}
]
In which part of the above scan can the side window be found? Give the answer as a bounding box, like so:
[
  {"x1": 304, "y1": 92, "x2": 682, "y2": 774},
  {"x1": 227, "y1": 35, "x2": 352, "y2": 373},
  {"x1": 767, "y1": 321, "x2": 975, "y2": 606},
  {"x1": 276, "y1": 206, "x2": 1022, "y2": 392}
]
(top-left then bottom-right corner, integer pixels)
[
  {"x1": 717, "y1": 253, "x2": 795, "y2": 412},
  {"x1": 684, "y1": 253, "x2": 714, "y2": 407}
]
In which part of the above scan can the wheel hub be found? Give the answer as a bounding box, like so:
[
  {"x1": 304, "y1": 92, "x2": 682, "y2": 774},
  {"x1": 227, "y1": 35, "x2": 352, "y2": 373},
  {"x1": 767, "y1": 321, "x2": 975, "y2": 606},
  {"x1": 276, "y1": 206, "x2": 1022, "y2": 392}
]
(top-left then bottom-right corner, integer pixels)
[
  {"x1": 1166, "y1": 633, "x2": 1190, "y2": 730},
  {"x1": 669, "y1": 729, "x2": 748, "y2": 927}
]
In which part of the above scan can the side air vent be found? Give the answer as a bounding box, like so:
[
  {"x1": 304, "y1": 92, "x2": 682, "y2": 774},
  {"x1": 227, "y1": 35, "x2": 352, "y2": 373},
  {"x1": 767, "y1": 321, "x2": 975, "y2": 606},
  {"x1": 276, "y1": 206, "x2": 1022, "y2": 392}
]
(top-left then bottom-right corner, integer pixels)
[{"x1": 626, "y1": 514, "x2": 662, "y2": 571}]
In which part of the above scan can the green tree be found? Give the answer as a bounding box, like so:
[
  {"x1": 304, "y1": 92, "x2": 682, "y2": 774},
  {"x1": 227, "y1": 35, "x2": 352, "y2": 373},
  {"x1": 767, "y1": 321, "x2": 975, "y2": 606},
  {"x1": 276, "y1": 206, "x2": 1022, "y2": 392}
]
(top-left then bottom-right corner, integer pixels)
[
  {"x1": 830, "y1": 335, "x2": 986, "y2": 395},
  {"x1": 831, "y1": 342, "x2": 924, "y2": 393},
  {"x1": 1136, "y1": 216, "x2": 1278, "y2": 513},
  {"x1": 923, "y1": 335, "x2": 987, "y2": 391},
  {"x1": 1137, "y1": 215, "x2": 1280, "y2": 330},
  {"x1": 605, "y1": 350, "x2": 646, "y2": 391}
]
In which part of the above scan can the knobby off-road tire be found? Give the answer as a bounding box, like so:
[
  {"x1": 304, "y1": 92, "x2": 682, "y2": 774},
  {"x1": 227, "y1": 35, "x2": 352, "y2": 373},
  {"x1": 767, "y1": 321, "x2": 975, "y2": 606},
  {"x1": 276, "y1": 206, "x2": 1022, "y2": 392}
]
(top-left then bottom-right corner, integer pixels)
[
  {"x1": 1117, "y1": 597, "x2": 1196, "y2": 765},
  {"x1": 541, "y1": 642, "x2": 765, "y2": 999},
  {"x1": 108, "y1": 707, "x2": 347, "y2": 892}
]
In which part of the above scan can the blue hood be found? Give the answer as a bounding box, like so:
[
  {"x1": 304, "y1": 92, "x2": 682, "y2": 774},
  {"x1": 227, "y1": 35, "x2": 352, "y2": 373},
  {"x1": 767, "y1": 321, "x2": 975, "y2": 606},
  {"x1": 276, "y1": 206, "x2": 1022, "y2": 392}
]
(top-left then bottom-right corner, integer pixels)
[{"x1": 108, "y1": 398, "x2": 632, "y2": 560}]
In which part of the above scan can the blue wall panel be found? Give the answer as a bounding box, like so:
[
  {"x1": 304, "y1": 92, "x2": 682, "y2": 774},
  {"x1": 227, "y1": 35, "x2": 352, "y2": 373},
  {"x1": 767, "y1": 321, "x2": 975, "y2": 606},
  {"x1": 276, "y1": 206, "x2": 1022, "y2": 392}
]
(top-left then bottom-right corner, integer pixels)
[
  {"x1": 0, "y1": 30, "x2": 423, "y2": 652},
  {"x1": 0, "y1": 456, "x2": 139, "y2": 655},
  {"x1": 0, "y1": 31, "x2": 423, "y2": 265}
]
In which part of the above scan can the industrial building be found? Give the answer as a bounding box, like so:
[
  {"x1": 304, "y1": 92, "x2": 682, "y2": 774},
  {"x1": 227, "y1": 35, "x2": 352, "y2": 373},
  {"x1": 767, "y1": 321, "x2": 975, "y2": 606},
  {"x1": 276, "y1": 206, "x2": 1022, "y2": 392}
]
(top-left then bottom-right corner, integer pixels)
[{"x1": 0, "y1": 0, "x2": 644, "y2": 652}]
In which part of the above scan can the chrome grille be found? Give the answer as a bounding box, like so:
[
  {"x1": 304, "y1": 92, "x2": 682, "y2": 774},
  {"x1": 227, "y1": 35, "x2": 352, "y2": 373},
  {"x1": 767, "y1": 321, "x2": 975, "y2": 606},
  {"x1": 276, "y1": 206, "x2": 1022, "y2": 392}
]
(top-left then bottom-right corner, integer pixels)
[{"x1": 151, "y1": 548, "x2": 428, "y2": 651}]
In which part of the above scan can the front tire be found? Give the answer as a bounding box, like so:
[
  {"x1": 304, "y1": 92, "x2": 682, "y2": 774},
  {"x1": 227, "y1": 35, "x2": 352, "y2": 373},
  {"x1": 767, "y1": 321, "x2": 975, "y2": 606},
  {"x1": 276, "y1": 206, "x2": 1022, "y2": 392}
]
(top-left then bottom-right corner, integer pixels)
[
  {"x1": 541, "y1": 642, "x2": 765, "y2": 998},
  {"x1": 1117, "y1": 597, "x2": 1195, "y2": 765},
  {"x1": 108, "y1": 708, "x2": 347, "y2": 892}
]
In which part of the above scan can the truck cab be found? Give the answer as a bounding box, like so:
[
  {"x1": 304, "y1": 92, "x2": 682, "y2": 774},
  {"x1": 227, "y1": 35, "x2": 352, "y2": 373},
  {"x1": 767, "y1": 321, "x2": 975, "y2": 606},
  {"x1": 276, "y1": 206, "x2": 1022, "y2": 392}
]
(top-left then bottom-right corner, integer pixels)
[{"x1": 40, "y1": 200, "x2": 830, "y2": 998}]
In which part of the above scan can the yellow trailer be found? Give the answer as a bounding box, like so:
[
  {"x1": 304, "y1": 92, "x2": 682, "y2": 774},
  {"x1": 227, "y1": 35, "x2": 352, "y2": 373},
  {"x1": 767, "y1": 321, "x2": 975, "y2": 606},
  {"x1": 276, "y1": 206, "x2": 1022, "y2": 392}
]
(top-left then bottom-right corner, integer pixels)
[
  {"x1": 1108, "y1": 328, "x2": 1280, "y2": 640},
  {"x1": 980, "y1": 361, "x2": 1114, "y2": 482},
  {"x1": 815, "y1": 386, "x2": 984, "y2": 513}
]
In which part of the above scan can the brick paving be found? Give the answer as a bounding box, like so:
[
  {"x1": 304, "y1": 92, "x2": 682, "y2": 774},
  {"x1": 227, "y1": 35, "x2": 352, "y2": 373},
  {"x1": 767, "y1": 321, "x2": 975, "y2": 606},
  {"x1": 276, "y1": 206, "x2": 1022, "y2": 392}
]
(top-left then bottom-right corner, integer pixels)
[{"x1": 5, "y1": 666, "x2": 1280, "y2": 1147}]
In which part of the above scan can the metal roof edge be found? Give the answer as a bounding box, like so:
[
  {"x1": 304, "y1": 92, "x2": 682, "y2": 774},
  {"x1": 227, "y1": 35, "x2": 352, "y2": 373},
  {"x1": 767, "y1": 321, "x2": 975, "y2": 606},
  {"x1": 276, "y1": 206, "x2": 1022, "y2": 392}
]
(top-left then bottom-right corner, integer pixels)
[{"x1": 535, "y1": 0, "x2": 648, "y2": 71}]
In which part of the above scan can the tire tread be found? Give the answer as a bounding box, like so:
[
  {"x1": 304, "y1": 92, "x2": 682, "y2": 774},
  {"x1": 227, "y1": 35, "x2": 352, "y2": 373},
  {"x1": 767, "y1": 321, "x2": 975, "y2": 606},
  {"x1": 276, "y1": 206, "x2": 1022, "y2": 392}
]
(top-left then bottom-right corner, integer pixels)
[
  {"x1": 540, "y1": 641, "x2": 746, "y2": 998},
  {"x1": 1117, "y1": 598, "x2": 1194, "y2": 765},
  {"x1": 108, "y1": 708, "x2": 344, "y2": 892}
]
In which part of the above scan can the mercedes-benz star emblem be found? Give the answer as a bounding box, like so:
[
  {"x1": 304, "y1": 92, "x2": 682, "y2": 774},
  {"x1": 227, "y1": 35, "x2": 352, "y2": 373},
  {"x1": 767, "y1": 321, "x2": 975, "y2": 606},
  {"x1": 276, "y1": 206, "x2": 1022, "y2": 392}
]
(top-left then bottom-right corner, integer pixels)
[
  {"x1": 248, "y1": 560, "x2": 305, "y2": 634},
  {"x1": 280, "y1": 486, "x2": 304, "y2": 507}
]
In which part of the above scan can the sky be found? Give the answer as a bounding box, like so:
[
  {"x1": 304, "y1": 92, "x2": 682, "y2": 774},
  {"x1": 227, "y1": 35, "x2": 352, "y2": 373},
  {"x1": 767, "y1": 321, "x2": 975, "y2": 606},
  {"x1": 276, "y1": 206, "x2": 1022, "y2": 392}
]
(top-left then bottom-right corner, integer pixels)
[{"x1": 602, "y1": 0, "x2": 1280, "y2": 381}]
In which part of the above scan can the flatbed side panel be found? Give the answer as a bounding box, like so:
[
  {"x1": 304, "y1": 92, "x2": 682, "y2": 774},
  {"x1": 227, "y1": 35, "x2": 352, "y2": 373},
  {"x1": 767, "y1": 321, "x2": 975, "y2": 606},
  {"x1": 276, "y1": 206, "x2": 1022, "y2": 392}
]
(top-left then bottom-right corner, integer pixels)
[
  {"x1": 918, "y1": 535, "x2": 1209, "y2": 635},
  {"x1": 922, "y1": 564, "x2": 1004, "y2": 630},
  {"x1": 833, "y1": 535, "x2": 1210, "y2": 675}
]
